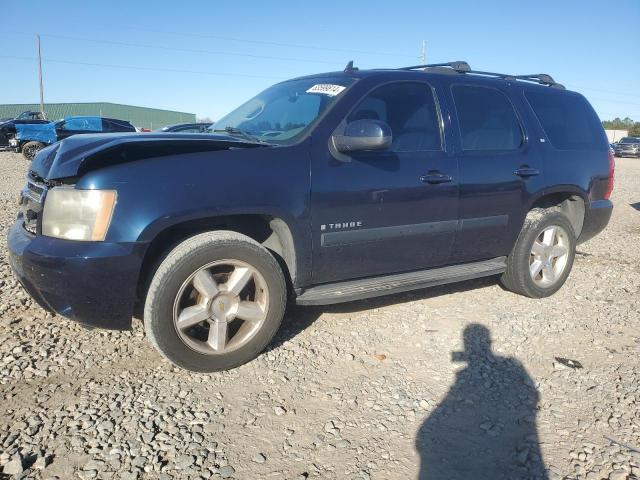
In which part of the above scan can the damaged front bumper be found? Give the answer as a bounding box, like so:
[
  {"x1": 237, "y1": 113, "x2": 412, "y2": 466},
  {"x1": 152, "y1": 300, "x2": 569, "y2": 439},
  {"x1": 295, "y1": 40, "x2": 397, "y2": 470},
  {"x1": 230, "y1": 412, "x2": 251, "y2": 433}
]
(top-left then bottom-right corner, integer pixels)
[{"x1": 7, "y1": 219, "x2": 147, "y2": 330}]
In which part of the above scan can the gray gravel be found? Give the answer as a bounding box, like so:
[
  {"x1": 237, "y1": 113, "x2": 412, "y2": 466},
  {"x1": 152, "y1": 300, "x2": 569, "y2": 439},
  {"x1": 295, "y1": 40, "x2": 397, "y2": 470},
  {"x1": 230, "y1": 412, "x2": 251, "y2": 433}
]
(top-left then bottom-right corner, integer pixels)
[{"x1": 0, "y1": 151, "x2": 639, "y2": 479}]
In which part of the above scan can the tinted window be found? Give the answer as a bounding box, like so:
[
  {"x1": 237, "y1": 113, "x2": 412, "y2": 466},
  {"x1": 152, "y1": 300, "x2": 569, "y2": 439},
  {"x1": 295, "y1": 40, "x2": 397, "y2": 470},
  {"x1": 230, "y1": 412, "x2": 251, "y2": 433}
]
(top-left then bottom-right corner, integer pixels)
[
  {"x1": 113, "y1": 120, "x2": 134, "y2": 131},
  {"x1": 174, "y1": 126, "x2": 202, "y2": 133},
  {"x1": 102, "y1": 120, "x2": 118, "y2": 132},
  {"x1": 453, "y1": 86, "x2": 523, "y2": 151},
  {"x1": 64, "y1": 117, "x2": 102, "y2": 131},
  {"x1": 526, "y1": 91, "x2": 606, "y2": 150},
  {"x1": 348, "y1": 82, "x2": 441, "y2": 152}
]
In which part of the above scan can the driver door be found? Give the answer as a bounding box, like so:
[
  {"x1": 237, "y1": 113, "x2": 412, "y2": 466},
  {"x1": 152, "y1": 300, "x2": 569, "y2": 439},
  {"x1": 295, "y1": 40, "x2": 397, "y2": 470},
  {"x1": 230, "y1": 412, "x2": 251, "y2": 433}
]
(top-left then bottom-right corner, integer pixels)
[{"x1": 309, "y1": 81, "x2": 459, "y2": 284}]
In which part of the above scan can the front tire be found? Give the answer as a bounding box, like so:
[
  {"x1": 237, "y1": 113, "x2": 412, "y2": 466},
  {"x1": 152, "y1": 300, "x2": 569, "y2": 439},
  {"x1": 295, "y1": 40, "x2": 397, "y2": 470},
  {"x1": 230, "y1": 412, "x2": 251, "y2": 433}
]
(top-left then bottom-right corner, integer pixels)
[
  {"x1": 144, "y1": 231, "x2": 287, "y2": 372},
  {"x1": 21, "y1": 141, "x2": 45, "y2": 161},
  {"x1": 501, "y1": 209, "x2": 576, "y2": 298}
]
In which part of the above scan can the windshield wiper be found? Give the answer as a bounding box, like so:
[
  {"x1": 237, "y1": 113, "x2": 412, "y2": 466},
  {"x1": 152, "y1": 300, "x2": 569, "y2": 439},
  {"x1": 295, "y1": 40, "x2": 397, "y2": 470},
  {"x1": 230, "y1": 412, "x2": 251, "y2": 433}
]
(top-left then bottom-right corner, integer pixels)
[{"x1": 213, "y1": 127, "x2": 270, "y2": 145}]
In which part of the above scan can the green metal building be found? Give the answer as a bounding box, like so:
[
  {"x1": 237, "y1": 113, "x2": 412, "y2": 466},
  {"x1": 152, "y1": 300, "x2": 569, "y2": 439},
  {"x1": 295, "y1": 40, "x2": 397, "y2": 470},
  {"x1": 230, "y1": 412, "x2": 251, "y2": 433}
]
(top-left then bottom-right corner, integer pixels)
[{"x1": 0, "y1": 102, "x2": 195, "y2": 130}]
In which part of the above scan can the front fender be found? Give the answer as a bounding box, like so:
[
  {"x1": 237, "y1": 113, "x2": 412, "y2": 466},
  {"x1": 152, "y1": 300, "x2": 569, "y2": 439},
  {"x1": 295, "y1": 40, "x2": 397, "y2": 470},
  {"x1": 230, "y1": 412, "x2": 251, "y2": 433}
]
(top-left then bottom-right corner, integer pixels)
[{"x1": 74, "y1": 144, "x2": 313, "y2": 285}]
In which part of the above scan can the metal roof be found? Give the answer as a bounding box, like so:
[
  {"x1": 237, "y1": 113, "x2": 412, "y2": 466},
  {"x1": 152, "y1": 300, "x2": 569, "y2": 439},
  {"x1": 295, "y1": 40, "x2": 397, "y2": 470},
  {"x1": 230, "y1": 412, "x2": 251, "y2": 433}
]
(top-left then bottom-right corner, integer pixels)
[{"x1": 0, "y1": 102, "x2": 195, "y2": 129}]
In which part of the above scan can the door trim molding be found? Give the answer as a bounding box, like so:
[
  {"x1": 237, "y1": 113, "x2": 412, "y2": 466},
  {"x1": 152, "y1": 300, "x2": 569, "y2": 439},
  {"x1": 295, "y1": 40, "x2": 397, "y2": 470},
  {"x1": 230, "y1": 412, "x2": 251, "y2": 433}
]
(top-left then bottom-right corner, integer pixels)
[{"x1": 321, "y1": 215, "x2": 508, "y2": 247}]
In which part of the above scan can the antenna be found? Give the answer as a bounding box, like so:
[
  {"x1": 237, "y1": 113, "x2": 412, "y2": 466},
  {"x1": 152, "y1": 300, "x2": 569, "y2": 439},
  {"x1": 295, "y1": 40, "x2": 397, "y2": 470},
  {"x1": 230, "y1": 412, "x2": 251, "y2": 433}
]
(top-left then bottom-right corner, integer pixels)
[
  {"x1": 419, "y1": 40, "x2": 426, "y2": 64},
  {"x1": 344, "y1": 60, "x2": 358, "y2": 72}
]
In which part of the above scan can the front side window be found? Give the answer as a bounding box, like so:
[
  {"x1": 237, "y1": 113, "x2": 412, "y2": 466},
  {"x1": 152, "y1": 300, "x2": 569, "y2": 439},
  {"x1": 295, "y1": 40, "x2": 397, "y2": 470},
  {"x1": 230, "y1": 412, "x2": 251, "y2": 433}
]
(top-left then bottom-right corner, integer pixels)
[
  {"x1": 453, "y1": 85, "x2": 523, "y2": 151},
  {"x1": 347, "y1": 82, "x2": 442, "y2": 152},
  {"x1": 211, "y1": 77, "x2": 355, "y2": 144}
]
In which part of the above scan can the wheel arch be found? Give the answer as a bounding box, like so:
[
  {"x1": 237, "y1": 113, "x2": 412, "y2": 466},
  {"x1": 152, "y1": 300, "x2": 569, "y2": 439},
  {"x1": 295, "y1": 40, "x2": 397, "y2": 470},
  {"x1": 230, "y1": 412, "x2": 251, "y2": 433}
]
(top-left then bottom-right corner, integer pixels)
[
  {"x1": 526, "y1": 187, "x2": 586, "y2": 237},
  {"x1": 135, "y1": 213, "x2": 298, "y2": 317}
]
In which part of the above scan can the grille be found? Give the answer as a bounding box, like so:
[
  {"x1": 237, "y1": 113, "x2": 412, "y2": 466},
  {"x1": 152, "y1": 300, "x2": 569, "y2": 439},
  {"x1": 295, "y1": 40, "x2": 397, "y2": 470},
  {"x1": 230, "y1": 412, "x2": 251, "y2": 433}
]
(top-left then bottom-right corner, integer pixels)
[{"x1": 20, "y1": 174, "x2": 48, "y2": 235}]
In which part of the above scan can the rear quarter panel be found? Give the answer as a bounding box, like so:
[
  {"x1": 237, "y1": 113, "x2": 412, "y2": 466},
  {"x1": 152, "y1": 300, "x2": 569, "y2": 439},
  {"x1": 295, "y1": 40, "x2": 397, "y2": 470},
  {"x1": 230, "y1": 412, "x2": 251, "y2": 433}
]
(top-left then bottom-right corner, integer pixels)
[{"x1": 521, "y1": 88, "x2": 610, "y2": 207}]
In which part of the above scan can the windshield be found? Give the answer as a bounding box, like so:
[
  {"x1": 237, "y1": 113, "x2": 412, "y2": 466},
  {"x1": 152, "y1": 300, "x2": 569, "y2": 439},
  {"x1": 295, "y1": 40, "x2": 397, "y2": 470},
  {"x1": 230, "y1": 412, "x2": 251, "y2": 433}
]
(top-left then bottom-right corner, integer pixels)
[
  {"x1": 619, "y1": 137, "x2": 640, "y2": 144},
  {"x1": 210, "y1": 77, "x2": 355, "y2": 144}
]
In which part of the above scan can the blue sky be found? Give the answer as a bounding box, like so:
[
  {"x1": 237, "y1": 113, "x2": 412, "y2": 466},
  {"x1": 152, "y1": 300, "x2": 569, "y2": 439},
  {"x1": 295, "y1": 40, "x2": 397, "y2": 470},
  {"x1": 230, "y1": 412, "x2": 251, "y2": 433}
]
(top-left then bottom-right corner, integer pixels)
[{"x1": 2, "y1": 0, "x2": 639, "y2": 121}]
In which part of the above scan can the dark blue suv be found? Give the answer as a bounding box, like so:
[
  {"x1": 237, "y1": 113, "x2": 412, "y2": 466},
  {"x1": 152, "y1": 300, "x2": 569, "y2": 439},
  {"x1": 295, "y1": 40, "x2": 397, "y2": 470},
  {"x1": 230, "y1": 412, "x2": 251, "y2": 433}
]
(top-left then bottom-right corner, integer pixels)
[{"x1": 8, "y1": 61, "x2": 614, "y2": 372}]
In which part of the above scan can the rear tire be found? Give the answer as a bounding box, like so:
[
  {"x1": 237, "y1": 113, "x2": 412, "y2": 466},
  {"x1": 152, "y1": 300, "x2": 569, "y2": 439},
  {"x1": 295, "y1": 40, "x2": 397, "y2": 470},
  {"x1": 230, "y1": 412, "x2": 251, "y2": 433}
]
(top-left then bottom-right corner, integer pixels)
[
  {"x1": 144, "y1": 231, "x2": 287, "y2": 372},
  {"x1": 22, "y1": 141, "x2": 45, "y2": 161},
  {"x1": 501, "y1": 208, "x2": 576, "y2": 298}
]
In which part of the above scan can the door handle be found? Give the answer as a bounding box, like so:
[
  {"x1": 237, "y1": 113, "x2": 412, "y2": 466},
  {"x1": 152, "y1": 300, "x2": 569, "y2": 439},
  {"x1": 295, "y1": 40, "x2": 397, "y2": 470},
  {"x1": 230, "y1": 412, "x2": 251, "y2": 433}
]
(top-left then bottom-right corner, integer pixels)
[
  {"x1": 514, "y1": 167, "x2": 540, "y2": 178},
  {"x1": 420, "y1": 172, "x2": 452, "y2": 184}
]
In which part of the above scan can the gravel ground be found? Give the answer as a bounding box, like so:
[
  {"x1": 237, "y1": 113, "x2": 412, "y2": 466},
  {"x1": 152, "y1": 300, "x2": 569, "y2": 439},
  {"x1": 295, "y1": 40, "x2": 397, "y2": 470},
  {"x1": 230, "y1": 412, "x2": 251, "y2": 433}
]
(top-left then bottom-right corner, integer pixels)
[{"x1": 0, "y1": 151, "x2": 638, "y2": 480}]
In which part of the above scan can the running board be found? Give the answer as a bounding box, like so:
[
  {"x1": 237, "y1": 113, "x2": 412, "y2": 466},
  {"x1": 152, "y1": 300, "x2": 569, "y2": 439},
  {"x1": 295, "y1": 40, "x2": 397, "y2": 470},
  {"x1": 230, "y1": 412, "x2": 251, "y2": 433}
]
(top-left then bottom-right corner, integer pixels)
[{"x1": 295, "y1": 257, "x2": 507, "y2": 306}]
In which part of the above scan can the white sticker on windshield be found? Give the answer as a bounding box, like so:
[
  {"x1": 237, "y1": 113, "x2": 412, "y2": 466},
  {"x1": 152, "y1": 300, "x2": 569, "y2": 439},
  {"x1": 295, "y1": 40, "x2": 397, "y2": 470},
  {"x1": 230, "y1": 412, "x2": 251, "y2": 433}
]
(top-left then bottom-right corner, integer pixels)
[{"x1": 306, "y1": 84, "x2": 346, "y2": 96}]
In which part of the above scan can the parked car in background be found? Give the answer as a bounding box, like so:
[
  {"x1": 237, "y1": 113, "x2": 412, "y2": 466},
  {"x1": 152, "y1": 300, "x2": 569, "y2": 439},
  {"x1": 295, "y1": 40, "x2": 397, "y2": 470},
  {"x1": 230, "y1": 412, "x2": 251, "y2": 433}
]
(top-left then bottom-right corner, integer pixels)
[
  {"x1": 12, "y1": 111, "x2": 46, "y2": 121},
  {"x1": 10, "y1": 116, "x2": 136, "y2": 160},
  {"x1": 614, "y1": 137, "x2": 640, "y2": 157},
  {"x1": 8, "y1": 61, "x2": 613, "y2": 372},
  {"x1": 0, "y1": 111, "x2": 46, "y2": 122},
  {"x1": 0, "y1": 112, "x2": 49, "y2": 149},
  {"x1": 156, "y1": 122, "x2": 213, "y2": 133}
]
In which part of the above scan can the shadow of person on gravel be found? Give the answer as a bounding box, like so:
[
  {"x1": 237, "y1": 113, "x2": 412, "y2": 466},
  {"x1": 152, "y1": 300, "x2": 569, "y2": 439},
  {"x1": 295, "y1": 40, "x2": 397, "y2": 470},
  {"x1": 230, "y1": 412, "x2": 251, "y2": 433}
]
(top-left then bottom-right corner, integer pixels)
[{"x1": 415, "y1": 324, "x2": 548, "y2": 480}]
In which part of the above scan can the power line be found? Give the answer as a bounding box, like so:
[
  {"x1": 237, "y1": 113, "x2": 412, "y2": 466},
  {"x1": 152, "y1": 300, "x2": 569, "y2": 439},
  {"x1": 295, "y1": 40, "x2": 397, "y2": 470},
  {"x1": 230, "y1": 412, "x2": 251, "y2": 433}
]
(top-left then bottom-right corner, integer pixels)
[
  {"x1": 7, "y1": 26, "x2": 413, "y2": 60},
  {"x1": 586, "y1": 96, "x2": 640, "y2": 108},
  {"x1": 96, "y1": 23, "x2": 417, "y2": 59},
  {"x1": 0, "y1": 55, "x2": 287, "y2": 80},
  {"x1": 566, "y1": 84, "x2": 640, "y2": 100},
  {"x1": 9, "y1": 31, "x2": 364, "y2": 67}
]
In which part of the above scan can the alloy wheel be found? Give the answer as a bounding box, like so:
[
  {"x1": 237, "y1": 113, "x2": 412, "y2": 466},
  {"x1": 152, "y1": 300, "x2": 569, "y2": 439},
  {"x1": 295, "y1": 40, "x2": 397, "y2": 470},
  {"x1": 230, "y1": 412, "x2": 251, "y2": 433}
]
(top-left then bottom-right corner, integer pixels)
[
  {"x1": 172, "y1": 259, "x2": 269, "y2": 355},
  {"x1": 529, "y1": 225, "x2": 570, "y2": 287}
]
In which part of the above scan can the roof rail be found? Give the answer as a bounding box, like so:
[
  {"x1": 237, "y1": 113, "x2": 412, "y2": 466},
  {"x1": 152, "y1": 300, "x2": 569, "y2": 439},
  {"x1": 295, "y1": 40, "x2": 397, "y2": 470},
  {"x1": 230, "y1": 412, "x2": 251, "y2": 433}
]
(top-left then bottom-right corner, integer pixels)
[
  {"x1": 400, "y1": 61, "x2": 471, "y2": 73},
  {"x1": 398, "y1": 61, "x2": 564, "y2": 89}
]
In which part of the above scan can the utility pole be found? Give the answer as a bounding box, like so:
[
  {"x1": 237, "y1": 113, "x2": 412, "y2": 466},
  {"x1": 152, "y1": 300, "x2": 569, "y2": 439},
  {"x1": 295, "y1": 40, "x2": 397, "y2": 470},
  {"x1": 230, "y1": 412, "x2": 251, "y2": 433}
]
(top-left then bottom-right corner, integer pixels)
[
  {"x1": 36, "y1": 34, "x2": 45, "y2": 119},
  {"x1": 419, "y1": 40, "x2": 426, "y2": 64}
]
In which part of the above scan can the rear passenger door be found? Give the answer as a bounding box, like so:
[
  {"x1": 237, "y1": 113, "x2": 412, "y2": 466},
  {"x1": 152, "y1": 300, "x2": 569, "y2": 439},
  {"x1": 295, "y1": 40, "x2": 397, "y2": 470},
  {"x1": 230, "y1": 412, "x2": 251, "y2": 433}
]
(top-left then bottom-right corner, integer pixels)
[{"x1": 448, "y1": 84, "x2": 545, "y2": 263}]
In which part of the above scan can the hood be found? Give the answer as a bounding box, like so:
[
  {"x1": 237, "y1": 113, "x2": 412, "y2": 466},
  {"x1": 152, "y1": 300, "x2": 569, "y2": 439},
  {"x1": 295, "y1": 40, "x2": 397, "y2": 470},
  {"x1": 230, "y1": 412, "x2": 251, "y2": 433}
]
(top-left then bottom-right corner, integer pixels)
[{"x1": 31, "y1": 132, "x2": 269, "y2": 180}]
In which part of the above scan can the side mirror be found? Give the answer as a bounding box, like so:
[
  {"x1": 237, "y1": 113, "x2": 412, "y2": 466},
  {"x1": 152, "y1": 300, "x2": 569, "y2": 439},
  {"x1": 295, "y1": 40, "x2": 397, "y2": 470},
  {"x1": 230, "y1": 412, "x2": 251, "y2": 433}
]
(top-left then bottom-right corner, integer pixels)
[{"x1": 332, "y1": 119, "x2": 392, "y2": 153}]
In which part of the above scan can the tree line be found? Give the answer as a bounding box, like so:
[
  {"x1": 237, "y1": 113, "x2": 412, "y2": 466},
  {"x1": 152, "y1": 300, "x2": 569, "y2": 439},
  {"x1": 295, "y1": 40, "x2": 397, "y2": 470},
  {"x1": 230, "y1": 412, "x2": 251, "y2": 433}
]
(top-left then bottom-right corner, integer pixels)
[{"x1": 602, "y1": 117, "x2": 640, "y2": 137}]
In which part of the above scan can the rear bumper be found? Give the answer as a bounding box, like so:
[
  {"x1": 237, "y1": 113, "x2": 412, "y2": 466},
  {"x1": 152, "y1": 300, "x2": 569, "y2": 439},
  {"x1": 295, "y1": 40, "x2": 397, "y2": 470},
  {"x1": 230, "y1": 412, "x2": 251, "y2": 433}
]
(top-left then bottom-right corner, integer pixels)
[
  {"x1": 7, "y1": 221, "x2": 146, "y2": 330},
  {"x1": 577, "y1": 199, "x2": 613, "y2": 244}
]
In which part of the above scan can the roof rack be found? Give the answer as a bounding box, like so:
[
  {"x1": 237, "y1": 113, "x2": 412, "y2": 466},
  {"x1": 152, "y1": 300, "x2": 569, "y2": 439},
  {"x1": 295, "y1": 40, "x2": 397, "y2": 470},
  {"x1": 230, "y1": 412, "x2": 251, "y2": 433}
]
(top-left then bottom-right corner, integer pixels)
[{"x1": 398, "y1": 61, "x2": 564, "y2": 89}]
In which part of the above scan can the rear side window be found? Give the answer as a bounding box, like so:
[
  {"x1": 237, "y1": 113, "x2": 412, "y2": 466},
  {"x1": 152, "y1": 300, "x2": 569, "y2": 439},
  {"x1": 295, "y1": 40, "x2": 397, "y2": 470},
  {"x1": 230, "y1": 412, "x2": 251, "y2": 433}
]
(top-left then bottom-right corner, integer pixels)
[
  {"x1": 525, "y1": 91, "x2": 606, "y2": 150},
  {"x1": 452, "y1": 85, "x2": 523, "y2": 151}
]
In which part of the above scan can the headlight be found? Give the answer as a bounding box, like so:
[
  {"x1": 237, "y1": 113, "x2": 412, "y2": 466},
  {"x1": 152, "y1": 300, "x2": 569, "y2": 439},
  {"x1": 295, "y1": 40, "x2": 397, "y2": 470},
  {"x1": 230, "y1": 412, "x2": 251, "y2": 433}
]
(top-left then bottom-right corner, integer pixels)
[{"x1": 42, "y1": 187, "x2": 117, "y2": 241}]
